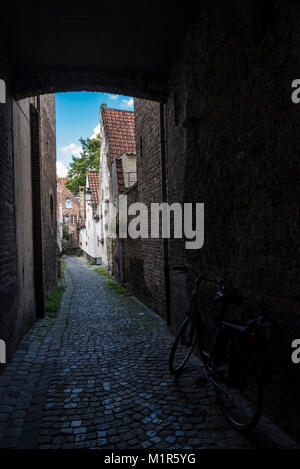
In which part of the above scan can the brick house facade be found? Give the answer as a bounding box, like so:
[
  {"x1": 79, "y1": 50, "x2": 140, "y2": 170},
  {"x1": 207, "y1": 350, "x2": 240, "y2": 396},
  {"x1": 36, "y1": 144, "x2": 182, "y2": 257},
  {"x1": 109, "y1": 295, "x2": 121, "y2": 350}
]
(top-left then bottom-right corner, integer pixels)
[{"x1": 57, "y1": 177, "x2": 81, "y2": 248}]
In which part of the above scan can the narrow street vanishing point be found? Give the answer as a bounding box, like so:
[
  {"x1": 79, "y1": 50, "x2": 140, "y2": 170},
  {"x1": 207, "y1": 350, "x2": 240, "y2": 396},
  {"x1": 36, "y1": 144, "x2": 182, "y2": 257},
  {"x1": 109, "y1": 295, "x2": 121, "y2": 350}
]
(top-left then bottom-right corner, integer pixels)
[{"x1": 0, "y1": 257, "x2": 297, "y2": 449}]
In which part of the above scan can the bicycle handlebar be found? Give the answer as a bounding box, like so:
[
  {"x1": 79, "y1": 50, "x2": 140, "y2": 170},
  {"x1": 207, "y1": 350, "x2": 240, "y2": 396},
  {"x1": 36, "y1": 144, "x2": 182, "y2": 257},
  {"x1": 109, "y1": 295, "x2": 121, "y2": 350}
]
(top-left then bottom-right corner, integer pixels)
[{"x1": 171, "y1": 266, "x2": 225, "y2": 290}]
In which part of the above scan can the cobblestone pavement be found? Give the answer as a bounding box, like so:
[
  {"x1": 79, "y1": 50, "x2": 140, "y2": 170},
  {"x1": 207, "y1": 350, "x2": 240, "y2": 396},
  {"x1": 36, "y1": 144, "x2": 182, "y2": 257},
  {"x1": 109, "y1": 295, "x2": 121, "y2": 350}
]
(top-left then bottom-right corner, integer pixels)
[{"x1": 0, "y1": 256, "x2": 298, "y2": 449}]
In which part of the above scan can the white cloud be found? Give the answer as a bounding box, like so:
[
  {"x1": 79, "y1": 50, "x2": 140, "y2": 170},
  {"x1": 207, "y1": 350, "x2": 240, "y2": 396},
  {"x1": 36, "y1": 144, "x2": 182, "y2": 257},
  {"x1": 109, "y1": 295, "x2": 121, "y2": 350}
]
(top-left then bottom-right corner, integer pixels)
[
  {"x1": 90, "y1": 124, "x2": 100, "y2": 139},
  {"x1": 109, "y1": 94, "x2": 119, "y2": 100},
  {"x1": 56, "y1": 161, "x2": 68, "y2": 177},
  {"x1": 121, "y1": 98, "x2": 134, "y2": 109},
  {"x1": 61, "y1": 142, "x2": 81, "y2": 156}
]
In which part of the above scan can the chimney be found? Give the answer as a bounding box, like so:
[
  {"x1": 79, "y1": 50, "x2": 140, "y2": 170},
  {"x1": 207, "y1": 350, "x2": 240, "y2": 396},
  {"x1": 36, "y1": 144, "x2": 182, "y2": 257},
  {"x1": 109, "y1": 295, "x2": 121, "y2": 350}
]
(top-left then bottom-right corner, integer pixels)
[{"x1": 79, "y1": 186, "x2": 85, "y2": 222}]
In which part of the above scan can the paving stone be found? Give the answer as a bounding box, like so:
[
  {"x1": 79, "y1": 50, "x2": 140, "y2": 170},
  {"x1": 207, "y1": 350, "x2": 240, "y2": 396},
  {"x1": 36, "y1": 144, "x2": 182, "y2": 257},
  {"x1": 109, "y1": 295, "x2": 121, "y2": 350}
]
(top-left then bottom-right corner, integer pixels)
[{"x1": 0, "y1": 257, "x2": 297, "y2": 449}]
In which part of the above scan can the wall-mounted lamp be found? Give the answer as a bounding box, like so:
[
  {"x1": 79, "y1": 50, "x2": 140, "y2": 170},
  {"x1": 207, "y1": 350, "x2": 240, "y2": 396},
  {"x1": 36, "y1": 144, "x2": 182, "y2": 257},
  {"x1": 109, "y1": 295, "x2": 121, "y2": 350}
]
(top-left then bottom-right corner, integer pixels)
[
  {"x1": 85, "y1": 187, "x2": 92, "y2": 206},
  {"x1": 85, "y1": 187, "x2": 98, "y2": 209}
]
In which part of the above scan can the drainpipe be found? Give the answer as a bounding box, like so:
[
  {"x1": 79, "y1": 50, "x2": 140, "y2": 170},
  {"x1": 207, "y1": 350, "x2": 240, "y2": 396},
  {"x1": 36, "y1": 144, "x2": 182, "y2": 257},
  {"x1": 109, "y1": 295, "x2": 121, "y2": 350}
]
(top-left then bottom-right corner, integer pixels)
[{"x1": 160, "y1": 102, "x2": 171, "y2": 327}]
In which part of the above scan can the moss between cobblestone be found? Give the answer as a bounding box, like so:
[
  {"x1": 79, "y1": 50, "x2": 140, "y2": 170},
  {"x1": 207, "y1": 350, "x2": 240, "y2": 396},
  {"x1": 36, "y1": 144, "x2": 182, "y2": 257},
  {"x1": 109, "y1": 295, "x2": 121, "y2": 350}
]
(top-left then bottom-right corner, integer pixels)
[
  {"x1": 106, "y1": 279, "x2": 133, "y2": 296},
  {"x1": 44, "y1": 260, "x2": 66, "y2": 316},
  {"x1": 94, "y1": 266, "x2": 111, "y2": 279},
  {"x1": 60, "y1": 259, "x2": 66, "y2": 277},
  {"x1": 95, "y1": 266, "x2": 132, "y2": 295},
  {"x1": 45, "y1": 284, "x2": 66, "y2": 317}
]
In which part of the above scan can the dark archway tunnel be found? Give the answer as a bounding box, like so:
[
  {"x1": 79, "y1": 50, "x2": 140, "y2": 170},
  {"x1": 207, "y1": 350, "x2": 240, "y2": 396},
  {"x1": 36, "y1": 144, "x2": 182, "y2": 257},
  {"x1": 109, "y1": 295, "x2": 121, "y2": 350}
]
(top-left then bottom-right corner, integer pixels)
[{"x1": 1, "y1": 0, "x2": 300, "y2": 448}]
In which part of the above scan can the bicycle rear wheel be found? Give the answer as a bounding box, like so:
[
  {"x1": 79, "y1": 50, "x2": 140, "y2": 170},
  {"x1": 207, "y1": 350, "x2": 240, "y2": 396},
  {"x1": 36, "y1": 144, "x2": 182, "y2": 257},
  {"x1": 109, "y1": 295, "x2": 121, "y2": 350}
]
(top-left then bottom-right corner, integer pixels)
[
  {"x1": 216, "y1": 373, "x2": 263, "y2": 432},
  {"x1": 169, "y1": 314, "x2": 197, "y2": 375}
]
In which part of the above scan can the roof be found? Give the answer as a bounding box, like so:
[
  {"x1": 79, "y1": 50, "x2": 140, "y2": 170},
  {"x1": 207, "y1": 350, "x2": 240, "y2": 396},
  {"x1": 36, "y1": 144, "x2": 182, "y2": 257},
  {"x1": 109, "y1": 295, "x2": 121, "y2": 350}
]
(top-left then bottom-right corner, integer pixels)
[
  {"x1": 87, "y1": 171, "x2": 99, "y2": 217},
  {"x1": 101, "y1": 104, "x2": 136, "y2": 161}
]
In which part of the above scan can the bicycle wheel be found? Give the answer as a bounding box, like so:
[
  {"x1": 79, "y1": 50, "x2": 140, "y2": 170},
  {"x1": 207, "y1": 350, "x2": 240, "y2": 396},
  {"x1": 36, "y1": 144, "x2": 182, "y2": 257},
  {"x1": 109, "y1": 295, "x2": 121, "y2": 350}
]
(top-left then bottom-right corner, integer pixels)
[
  {"x1": 169, "y1": 314, "x2": 197, "y2": 375},
  {"x1": 216, "y1": 373, "x2": 263, "y2": 432}
]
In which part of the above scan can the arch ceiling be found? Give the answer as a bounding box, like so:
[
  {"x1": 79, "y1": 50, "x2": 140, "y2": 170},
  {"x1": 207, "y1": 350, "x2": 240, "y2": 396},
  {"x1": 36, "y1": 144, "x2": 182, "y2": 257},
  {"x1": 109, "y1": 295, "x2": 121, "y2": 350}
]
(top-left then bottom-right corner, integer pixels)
[{"x1": 0, "y1": 0, "x2": 199, "y2": 101}]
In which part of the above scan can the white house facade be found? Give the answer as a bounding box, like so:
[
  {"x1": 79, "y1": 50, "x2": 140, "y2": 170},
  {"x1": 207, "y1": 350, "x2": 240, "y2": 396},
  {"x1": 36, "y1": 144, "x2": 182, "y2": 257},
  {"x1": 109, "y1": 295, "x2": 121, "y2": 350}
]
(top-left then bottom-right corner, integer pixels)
[{"x1": 79, "y1": 171, "x2": 103, "y2": 263}]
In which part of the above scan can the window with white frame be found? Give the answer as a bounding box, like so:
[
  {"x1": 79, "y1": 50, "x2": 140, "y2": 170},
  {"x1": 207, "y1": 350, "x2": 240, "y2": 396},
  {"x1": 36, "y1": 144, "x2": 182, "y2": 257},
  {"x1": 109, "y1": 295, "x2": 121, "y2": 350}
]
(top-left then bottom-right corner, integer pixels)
[
  {"x1": 70, "y1": 215, "x2": 77, "y2": 224},
  {"x1": 65, "y1": 197, "x2": 72, "y2": 208}
]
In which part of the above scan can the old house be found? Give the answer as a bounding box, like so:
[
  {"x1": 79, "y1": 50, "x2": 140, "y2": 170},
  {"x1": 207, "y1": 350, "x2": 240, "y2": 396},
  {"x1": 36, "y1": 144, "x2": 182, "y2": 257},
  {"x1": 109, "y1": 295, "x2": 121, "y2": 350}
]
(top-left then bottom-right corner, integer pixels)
[
  {"x1": 98, "y1": 104, "x2": 136, "y2": 272},
  {"x1": 56, "y1": 177, "x2": 81, "y2": 251},
  {"x1": 79, "y1": 171, "x2": 102, "y2": 263}
]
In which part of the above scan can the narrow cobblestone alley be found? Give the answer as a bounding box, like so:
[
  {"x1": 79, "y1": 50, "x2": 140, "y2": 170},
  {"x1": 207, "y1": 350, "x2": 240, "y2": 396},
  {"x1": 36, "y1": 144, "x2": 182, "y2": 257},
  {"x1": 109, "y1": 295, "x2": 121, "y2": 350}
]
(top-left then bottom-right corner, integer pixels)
[{"x1": 0, "y1": 257, "x2": 297, "y2": 449}]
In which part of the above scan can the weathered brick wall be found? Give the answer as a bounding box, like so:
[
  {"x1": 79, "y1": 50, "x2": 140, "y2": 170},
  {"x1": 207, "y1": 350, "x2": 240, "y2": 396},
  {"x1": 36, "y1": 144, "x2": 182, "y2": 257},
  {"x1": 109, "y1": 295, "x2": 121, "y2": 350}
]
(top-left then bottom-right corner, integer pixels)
[
  {"x1": 166, "y1": 0, "x2": 300, "y2": 440},
  {"x1": 0, "y1": 91, "x2": 57, "y2": 363},
  {"x1": 165, "y1": 84, "x2": 189, "y2": 330},
  {"x1": 0, "y1": 90, "x2": 19, "y2": 362},
  {"x1": 40, "y1": 94, "x2": 57, "y2": 296},
  {"x1": 114, "y1": 99, "x2": 166, "y2": 317},
  {"x1": 135, "y1": 99, "x2": 166, "y2": 317},
  {"x1": 14, "y1": 99, "x2": 37, "y2": 335}
]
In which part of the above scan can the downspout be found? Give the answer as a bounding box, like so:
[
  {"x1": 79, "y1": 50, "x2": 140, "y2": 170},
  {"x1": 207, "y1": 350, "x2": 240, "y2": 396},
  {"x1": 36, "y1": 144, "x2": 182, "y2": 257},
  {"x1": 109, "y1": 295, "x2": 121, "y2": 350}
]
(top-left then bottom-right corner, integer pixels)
[{"x1": 160, "y1": 102, "x2": 171, "y2": 327}]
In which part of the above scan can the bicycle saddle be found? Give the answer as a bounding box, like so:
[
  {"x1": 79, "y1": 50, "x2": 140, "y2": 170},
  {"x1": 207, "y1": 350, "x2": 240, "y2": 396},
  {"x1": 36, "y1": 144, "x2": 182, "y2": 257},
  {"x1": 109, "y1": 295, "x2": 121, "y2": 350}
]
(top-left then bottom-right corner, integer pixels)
[
  {"x1": 222, "y1": 320, "x2": 250, "y2": 334},
  {"x1": 214, "y1": 291, "x2": 243, "y2": 305}
]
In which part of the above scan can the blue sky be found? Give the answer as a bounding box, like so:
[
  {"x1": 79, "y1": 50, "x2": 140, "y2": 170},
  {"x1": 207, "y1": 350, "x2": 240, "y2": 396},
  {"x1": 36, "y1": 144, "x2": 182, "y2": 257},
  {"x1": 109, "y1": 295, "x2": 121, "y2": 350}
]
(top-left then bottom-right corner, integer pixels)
[{"x1": 56, "y1": 92, "x2": 134, "y2": 176}]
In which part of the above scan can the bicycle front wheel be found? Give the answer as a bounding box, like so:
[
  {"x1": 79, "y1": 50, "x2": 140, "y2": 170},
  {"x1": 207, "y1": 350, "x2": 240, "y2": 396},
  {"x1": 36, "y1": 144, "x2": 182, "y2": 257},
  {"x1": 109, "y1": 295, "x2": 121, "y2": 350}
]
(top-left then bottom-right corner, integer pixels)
[
  {"x1": 169, "y1": 315, "x2": 197, "y2": 375},
  {"x1": 216, "y1": 373, "x2": 263, "y2": 432}
]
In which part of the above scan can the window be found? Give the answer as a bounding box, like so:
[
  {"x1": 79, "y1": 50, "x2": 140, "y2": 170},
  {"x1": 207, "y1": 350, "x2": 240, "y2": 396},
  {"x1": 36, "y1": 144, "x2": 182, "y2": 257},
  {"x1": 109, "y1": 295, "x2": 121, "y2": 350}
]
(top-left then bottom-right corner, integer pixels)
[
  {"x1": 70, "y1": 215, "x2": 77, "y2": 225},
  {"x1": 65, "y1": 198, "x2": 72, "y2": 208}
]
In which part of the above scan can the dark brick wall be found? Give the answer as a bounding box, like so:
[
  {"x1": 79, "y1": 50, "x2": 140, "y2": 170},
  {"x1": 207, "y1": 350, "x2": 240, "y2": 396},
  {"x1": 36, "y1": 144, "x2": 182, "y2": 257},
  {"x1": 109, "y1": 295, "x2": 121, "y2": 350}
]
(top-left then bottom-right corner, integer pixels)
[
  {"x1": 135, "y1": 99, "x2": 166, "y2": 317},
  {"x1": 165, "y1": 0, "x2": 300, "y2": 441},
  {"x1": 40, "y1": 94, "x2": 57, "y2": 296},
  {"x1": 0, "y1": 90, "x2": 19, "y2": 362},
  {"x1": 0, "y1": 92, "x2": 57, "y2": 363}
]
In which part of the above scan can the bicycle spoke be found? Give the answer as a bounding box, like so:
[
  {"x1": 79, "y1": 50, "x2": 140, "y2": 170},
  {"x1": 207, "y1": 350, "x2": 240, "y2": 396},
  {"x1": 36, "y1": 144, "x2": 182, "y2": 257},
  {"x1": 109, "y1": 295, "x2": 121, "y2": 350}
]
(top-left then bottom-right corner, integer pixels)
[{"x1": 217, "y1": 374, "x2": 263, "y2": 430}]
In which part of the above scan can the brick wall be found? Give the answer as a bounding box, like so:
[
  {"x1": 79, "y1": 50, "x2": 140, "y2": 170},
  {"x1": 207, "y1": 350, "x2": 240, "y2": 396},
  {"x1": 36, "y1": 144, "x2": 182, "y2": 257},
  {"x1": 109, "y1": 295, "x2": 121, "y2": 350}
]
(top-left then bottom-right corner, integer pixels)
[
  {"x1": 135, "y1": 99, "x2": 166, "y2": 317},
  {"x1": 114, "y1": 99, "x2": 166, "y2": 317},
  {"x1": 40, "y1": 94, "x2": 57, "y2": 296},
  {"x1": 0, "y1": 91, "x2": 57, "y2": 363},
  {"x1": 0, "y1": 90, "x2": 19, "y2": 362},
  {"x1": 165, "y1": 0, "x2": 300, "y2": 440}
]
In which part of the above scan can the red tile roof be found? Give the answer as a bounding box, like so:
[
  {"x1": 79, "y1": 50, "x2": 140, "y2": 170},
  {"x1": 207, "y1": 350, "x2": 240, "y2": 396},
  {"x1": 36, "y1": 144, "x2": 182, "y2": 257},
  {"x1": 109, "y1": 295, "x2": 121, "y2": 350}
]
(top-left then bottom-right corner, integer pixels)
[
  {"x1": 87, "y1": 171, "x2": 99, "y2": 217},
  {"x1": 102, "y1": 105, "x2": 136, "y2": 161}
]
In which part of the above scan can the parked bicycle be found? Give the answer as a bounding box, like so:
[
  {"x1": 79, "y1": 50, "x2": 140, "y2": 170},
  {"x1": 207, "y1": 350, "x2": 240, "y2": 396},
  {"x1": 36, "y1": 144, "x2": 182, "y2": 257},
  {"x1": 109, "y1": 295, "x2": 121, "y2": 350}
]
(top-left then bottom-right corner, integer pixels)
[{"x1": 169, "y1": 267, "x2": 274, "y2": 432}]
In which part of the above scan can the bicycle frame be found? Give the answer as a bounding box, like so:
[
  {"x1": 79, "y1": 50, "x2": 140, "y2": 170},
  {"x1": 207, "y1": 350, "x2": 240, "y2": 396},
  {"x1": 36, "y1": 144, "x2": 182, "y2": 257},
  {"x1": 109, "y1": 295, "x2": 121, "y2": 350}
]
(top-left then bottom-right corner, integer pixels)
[{"x1": 187, "y1": 273, "x2": 236, "y2": 394}]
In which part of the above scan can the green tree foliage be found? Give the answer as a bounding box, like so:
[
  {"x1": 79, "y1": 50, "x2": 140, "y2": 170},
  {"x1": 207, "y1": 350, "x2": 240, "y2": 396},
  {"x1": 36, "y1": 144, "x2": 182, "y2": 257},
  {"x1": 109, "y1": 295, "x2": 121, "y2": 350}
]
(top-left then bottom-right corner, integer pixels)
[{"x1": 65, "y1": 134, "x2": 100, "y2": 194}]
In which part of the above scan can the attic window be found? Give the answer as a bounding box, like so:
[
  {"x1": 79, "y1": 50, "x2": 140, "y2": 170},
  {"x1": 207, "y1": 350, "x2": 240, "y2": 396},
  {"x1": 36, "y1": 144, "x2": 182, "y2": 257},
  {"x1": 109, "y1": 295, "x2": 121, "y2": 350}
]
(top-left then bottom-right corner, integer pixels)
[{"x1": 65, "y1": 197, "x2": 72, "y2": 208}]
